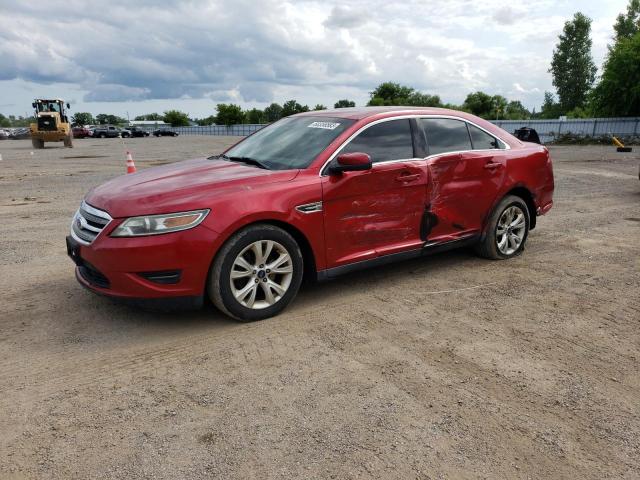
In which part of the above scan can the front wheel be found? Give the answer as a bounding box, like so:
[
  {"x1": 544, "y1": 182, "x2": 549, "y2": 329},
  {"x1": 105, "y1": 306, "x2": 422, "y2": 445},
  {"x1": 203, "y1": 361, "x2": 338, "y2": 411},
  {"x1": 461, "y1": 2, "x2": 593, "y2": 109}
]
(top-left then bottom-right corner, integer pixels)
[
  {"x1": 475, "y1": 195, "x2": 530, "y2": 260},
  {"x1": 208, "y1": 224, "x2": 304, "y2": 321}
]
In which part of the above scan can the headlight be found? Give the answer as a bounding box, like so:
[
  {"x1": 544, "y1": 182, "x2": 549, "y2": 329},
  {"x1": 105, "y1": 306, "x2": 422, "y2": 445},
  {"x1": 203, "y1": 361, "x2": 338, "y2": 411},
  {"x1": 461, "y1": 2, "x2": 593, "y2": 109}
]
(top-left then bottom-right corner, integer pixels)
[{"x1": 110, "y1": 209, "x2": 209, "y2": 237}]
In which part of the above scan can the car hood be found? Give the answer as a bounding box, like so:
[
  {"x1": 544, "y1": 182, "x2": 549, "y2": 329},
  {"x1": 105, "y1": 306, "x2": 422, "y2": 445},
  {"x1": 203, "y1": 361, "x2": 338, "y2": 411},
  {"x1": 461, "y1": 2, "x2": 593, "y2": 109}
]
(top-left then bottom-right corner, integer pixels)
[{"x1": 86, "y1": 158, "x2": 299, "y2": 218}]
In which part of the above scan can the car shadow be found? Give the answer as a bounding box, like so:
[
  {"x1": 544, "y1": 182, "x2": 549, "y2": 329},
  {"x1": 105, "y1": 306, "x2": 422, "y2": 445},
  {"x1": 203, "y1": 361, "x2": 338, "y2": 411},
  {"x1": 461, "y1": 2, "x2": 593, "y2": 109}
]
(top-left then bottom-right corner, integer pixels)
[
  {"x1": 294, "y1": 247, "x2": 482, "y2": 309},
  {"x1": 39, "y1": 247, "x2": 481, "y2": 337}
]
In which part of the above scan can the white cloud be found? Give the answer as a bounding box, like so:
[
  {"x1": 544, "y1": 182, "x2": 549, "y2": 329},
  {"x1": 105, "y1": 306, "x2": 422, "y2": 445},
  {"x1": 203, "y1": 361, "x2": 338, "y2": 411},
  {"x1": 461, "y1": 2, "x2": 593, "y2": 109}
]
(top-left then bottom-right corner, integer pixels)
[{"x1": 0, "y1": 0, "x2": 631, "y2": 117}]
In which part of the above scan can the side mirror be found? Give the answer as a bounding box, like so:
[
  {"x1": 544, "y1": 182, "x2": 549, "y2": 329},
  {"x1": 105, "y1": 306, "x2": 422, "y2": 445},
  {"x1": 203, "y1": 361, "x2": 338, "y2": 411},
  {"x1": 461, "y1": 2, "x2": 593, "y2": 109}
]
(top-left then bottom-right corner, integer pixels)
[
  {"x1": 32, "y1": 102, "x2": 36, "y2": 108},
  {"x1": 66, "y1": 103, "x2": 70, "y2": 109},
  {"x1": 329, "y1": 152, "x2": 372, "y2": 174}
]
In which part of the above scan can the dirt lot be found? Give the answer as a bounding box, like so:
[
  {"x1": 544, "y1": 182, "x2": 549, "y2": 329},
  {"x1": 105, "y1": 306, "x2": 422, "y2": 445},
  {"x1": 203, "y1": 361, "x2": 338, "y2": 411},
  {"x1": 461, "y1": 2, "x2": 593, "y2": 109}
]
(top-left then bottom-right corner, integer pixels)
[{"x1": 0, "y1": 137, "x2": 638, "y2": 479}]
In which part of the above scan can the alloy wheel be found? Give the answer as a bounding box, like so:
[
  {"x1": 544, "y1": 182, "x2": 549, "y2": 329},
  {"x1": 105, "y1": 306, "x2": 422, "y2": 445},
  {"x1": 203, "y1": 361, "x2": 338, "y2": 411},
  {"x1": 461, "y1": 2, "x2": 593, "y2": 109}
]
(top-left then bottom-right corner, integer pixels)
[
  {"x1": 496, "y1": 205, "x2": 526, "y2": 255},
  {"x1": 229, "y1": 240, "x2": 293, "y2": 309}
]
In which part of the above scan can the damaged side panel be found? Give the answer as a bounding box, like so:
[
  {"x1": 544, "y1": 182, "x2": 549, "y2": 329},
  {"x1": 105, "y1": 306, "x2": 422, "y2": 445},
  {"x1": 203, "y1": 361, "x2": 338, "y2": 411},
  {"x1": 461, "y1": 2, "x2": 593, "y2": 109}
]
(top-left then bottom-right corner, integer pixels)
[{"x1": 321, "y1": 161, "x2": 428, "y2": 266}]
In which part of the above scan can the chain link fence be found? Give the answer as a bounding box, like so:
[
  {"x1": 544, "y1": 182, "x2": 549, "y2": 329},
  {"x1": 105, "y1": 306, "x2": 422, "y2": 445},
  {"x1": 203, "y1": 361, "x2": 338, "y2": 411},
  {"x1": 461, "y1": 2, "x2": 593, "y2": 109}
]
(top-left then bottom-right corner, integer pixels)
[
  {"x1": 156, "y1": 124, "x2": 265, "y2": 136},
  {"x1": 491, "y1": 117, "x2": 640, "y2": 143},
  {"x1": 151, "y1": 118, "x2": 640, "y2": 144}
]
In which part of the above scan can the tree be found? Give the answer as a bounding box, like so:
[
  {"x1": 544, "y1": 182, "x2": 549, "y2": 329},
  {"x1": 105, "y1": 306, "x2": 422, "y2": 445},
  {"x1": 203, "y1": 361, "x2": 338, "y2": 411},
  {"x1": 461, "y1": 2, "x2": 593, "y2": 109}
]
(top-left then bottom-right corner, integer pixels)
[
  {"x1": 216, "y1": 104, "x2": 244, "y2": 126},
  {"x1": 591, "y1": 31, "x2": 640, "y2": 116},
  {"x1": 195, "y1": 115, "x2": 217, "y2": 126},
  {"x1": 281, "y1": 100, "x2": 309, "y2": 117},
  {"x1": 264, "y1": 103, "x2": 283, "y2": 122},
  {"x1": 0, "y1": 115, "x2": 33, "y2": 127},
  {"x1": 134, "y1": 113, "x2": 164, "y2": 121},
  {"x1": 163, "y1": 110, "x2": 190, "y2": 127},
  {"x1": 314, "y1": 104, "x2": 327, "y2": 110},
  {"x1": 368, "y1": 82, "x2": 444, "y2": 107},
  {"x1": 406, "y1": 92, "x2": 442, "y2": 107},
  {"x1": 549, "y1": 12, "x2": 597, "y2": 113},
  {"x1": 368, "y1": 82, "x2": 415, "y2": 105},
  {"x1": 71, "y1": 112, "x2": 94, "y2": 126},
  {"x1": 462, "y1": 91, "x2": 494, "y2": 118},
  {"x1": 504, "y1": 101, "x2": 531, "y2": 120},
  {"x1": 492, "y1": 95, "x2": 508, "y2": 119},
  {"x1": 614, "y1": 0, "x2": 640, "y2": 42},
  {"x1": 245, "y1": 108, "x2": 265, "y2": 124},
  {"x1": 462, "y1": 92, "x2": 513, "y2": 119},
  {"x1": 539, "y1": 91, "x2": 563, "y2": 119},
  {"x1": 334, "y1": 99, "x2": 356, "y2": 108},
  {"x1": 95, "y1": 114, "x2": 126, "y2": 125}
]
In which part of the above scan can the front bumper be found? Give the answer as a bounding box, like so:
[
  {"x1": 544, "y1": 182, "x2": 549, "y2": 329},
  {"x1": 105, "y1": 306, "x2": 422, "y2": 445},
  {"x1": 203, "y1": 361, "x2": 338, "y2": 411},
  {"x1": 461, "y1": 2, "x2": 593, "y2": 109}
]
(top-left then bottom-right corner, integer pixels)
[{"x1": 66, "y1": 222, "x2": 221, "y2": 305}]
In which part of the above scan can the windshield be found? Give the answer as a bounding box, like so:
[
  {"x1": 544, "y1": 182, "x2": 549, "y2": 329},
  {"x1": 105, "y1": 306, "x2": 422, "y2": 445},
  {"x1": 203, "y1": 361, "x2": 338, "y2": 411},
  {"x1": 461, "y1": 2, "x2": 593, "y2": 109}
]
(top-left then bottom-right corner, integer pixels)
[
  {"x1": 37, "y1": 102, "x2": 61, "y2": 113},
  {"x1": 223, "y1": 116, "x2": 355, "y2": 170}
]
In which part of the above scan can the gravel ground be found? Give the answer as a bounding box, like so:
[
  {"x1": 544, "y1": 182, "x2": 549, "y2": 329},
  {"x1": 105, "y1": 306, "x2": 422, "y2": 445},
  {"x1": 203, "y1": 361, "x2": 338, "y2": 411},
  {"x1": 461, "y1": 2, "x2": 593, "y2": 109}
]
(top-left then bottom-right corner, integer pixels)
[{"x1": 0, "y1": 137, "x2": 639, "y2": 479}]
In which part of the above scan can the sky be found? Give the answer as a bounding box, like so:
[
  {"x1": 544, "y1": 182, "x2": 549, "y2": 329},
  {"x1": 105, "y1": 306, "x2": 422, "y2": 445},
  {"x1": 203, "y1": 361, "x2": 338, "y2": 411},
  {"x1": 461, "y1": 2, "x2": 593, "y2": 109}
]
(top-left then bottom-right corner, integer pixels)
[{"x1": 0, "y1": 0, "x2": 630, "y2": 119}]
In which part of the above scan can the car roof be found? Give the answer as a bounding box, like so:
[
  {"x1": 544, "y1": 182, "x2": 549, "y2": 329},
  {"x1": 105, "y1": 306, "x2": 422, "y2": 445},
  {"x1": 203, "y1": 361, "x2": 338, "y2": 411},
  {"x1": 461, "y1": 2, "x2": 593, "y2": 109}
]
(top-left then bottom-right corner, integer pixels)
[
  {"x1": 293, "y1": 106, "x2": 472, "y2": 120},
  {"x1": 293, "y1": 106, "x2": 524, "y2": 147}
]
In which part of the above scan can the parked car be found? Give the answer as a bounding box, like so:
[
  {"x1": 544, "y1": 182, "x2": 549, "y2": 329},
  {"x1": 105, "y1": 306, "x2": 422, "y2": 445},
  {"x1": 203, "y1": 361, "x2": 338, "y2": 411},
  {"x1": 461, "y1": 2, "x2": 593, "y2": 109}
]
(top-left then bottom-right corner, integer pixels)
[
  {"x1": 0, "y1": 129, "x2": 9, "y2": 140},
  {"x1": 153, "y1": 128, "x2": 178, "y2": 137},
  {"x1": 72, "y1": 127, "x2": 92, "y2": 138},
  {"x1": 92, "y1": 126, "x2": 131, "y2": 138},
  {"x1": 67, "y1": 107, "x2": 554, "y2": 321},
  {"x1": 9, "y1": 127, "x2": 31, "y2": 140},
  {"x1": 128, "y1": 127, "x2": 150, "y2": 137}
]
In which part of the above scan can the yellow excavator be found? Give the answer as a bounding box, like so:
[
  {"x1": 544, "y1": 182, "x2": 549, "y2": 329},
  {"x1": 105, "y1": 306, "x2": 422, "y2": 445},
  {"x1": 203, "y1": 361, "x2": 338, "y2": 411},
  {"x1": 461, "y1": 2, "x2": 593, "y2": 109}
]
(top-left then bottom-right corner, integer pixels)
[{"x1": 29, "y1": 99, "x2": 73, "y2": 148}]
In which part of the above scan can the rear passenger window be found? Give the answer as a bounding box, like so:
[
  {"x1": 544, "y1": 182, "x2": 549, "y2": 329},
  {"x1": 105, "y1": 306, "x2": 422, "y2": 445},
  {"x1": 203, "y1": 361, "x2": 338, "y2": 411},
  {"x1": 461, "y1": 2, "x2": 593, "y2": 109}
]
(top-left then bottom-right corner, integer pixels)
[
  {"x1": 420, "y1": 118, "x2": 471, "y2": 155},
  {"x1": 341, "y1": 119, "x2": 414, "y2": 163},
  {"x1": 468, "y1": 124, "x2": 501, "y2": 150}
]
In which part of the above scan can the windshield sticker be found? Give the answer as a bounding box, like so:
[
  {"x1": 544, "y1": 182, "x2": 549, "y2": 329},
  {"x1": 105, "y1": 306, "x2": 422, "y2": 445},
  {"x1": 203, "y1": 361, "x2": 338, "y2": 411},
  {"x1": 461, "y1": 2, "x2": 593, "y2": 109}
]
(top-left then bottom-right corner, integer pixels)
[{"x1": 308, "y1": 121, "x2": 340, "y2": 130}]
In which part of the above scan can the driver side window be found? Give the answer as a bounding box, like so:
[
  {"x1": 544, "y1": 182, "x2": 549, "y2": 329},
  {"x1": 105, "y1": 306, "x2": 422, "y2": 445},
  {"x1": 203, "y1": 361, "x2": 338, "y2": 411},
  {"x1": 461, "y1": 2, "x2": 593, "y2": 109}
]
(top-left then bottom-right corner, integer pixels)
[{"x1": 341, "y1": 119, "x2": 414, "y2": 163}]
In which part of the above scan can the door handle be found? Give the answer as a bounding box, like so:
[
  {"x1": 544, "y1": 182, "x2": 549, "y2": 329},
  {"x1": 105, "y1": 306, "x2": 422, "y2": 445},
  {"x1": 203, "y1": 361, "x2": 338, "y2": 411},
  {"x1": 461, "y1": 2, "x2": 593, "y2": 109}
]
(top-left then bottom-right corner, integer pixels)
[
  {"x1": 396, "y1": 173, "x2": 421, "y2": 182},
  {"x1": 484, "y1": 162, "x2": 502, "y2": 170}
]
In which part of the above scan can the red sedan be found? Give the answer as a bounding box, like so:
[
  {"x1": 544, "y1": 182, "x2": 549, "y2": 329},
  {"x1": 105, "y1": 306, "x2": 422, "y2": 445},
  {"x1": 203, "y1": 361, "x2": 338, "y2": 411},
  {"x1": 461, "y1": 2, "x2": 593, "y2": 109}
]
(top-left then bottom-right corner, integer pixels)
[
  {"x1": 67, "y1": 107, "x2": 554, "y2": 321},
  {"x1": 71, "y1": 126, "x2": 92, "y2": 138}
]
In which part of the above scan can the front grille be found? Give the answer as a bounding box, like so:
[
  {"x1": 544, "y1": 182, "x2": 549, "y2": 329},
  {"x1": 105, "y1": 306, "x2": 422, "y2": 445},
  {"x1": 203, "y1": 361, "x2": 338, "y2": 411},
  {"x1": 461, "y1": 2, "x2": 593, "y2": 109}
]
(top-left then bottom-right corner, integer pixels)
[
  {"x1": 78, "y1": 262, "x2": 110, "y2": 289},
  {"x1": 37, "y1": 115, "x2": 57, "y2": 131},
  {"x1": 71, "y1": 201, "x2": 112, "y2": 245}
]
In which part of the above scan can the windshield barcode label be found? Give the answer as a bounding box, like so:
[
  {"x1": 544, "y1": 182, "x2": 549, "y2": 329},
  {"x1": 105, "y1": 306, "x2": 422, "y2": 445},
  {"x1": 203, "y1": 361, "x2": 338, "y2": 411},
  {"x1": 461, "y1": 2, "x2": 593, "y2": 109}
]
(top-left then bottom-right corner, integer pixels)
[{"x1": 308, "y1": 121, "x2": 340, "y2": 130}]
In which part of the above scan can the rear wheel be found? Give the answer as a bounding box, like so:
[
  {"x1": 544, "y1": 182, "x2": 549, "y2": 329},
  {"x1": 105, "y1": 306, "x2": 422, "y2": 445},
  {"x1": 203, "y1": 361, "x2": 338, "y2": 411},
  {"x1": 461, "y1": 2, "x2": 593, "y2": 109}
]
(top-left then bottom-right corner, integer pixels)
[
  {"x1": 475, "y1": 195, "x2": 529, "y2": 260},
  {"x1": 100, "y1": 133, "x2": 106, "y2": 138},
  {"x1": 31, "y1": 138, "x2": 44, "y2": 149},
  {"x1": 209, "y1": 224, "x2": 303, "y2": 321}
]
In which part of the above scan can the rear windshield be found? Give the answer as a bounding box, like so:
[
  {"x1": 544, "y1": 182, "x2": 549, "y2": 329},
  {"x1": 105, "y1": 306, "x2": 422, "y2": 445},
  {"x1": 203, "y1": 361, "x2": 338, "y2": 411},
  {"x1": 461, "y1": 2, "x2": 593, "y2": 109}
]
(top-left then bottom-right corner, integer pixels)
[{"x1": 224, "y1": 116, "x2": 355, "y2": 170}]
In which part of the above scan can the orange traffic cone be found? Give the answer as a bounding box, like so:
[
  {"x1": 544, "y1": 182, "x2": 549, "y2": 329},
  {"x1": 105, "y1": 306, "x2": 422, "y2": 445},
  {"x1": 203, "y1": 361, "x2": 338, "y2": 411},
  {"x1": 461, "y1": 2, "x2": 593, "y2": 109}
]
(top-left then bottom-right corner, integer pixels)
[{"x1": 126, "y1": 151, "x2": 136, "y2": 174}]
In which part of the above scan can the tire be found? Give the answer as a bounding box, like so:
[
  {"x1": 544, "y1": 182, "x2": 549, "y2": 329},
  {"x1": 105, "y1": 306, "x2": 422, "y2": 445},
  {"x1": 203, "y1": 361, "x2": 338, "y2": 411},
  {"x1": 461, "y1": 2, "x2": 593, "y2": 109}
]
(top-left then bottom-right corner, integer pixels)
[
  {"x1": 31, "y1": 137, "x2": 44, "y2": 149},
  {"x1": 100, "y1": 133, "x2": 106, "y2": 138},
  {"x1": 475, "y1": 195, "x2": 530, "y2": 260},
  {"x1": 209, "y1": 224, "x2": 304, "y2": 321}
]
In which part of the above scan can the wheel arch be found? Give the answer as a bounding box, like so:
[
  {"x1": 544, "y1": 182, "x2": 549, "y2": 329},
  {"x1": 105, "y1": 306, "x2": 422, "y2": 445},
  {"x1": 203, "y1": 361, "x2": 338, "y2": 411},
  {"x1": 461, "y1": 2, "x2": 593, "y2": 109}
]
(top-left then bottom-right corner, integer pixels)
[
  {"x1": 211, "y1": 219, "x2": 318, "y2": 284},
  {"x1": 258, "y1": 220, "x2": 317, "y2": 282},
  {"x1": 505, "y1": 186, "x2": 537, "y2": 230}
]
